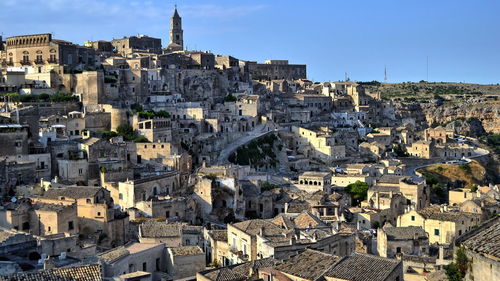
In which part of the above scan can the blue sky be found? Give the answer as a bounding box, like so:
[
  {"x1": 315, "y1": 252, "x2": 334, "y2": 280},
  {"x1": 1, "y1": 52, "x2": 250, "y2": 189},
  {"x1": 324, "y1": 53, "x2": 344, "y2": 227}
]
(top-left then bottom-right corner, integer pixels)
[{"x1": 1, "y1": 0, "x2": 499, "y2": 84}]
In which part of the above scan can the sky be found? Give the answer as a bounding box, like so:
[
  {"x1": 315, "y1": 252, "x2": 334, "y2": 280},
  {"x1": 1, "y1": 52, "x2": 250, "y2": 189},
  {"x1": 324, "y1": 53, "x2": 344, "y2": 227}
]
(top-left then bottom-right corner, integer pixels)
[{"x1": 1, "y1": 0, "x2": 499, "y2": 84}]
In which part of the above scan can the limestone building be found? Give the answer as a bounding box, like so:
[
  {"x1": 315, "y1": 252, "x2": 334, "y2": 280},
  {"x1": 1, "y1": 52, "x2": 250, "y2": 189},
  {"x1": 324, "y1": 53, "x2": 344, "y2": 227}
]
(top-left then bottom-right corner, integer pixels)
[
  {"x1": 397, "y1": 205, "x2": 482, "y2": 245},
  {"x1": 456, "y1": 216, "x2": 500, "y2": 281},
  {"x1": 4, "y1": 33, "x2": 95, "y2": 69}
]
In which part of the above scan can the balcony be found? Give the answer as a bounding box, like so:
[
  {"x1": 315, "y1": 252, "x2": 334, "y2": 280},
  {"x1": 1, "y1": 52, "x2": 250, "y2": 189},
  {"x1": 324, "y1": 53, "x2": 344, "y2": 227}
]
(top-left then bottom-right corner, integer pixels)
[
  {"x1": 34, "y1": 59, "x2": 44, "y2": 65},
  {"x1": 20, "y1": 60, "x2": 31, "y2": 66},
  {"x1": 47, "y1": 58, "x2": 58, "y2": 64},
  {"x1": 230, "y1": 248, "x2": 249, "y2": 261}
]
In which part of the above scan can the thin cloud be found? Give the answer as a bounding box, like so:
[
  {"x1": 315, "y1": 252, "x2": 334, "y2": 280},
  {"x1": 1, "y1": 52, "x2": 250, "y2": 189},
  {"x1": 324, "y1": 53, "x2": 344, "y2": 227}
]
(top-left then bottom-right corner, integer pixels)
[{"x1": 181, "y1": 4, "x2": 267, "y2": 19}]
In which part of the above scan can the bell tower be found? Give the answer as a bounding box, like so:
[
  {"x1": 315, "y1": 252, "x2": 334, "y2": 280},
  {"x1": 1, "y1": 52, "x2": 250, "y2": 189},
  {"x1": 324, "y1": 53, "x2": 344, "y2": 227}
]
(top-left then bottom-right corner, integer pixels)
[{"x1": 169, "y1": 5, "x2": 183, "y2": 50}]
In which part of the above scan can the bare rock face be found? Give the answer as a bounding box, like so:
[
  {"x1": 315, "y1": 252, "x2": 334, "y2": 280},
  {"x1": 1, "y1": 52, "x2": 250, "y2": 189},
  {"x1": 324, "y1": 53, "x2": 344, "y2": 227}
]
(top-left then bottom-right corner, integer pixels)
[
  {"x1": 445, "y1": 117, "x2": 486, "y2": 137},
  {"x1": 419, "y1": 101, "x2": 500, "y2": 134}
]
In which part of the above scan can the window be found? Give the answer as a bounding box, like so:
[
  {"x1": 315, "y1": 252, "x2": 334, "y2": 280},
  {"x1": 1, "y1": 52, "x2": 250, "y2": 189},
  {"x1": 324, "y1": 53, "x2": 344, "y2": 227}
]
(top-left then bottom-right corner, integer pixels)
[
  {"x1": 434, "y1": 229, "x2": 440, "y2": 236},
  {"x1": 48, "y1": 226, "x2": 51, "y2": 232},
  {"x1": 142, "y1": 262, "x2": 147, "y2": 271},
  {"x1": 68, "y1": 221, "x2": 74, "y2": 230},
  {"x1": 119, "y1": 193, "x2": 123, "y2": 200},
  {"x1": 411, "y1": 216, "x2": 415, "y2": 221},
  {"x1": 156, "y1": 258, "x2": 160, "y2": 271},
  {"x1": 79, "y1": 169, "x2": 83, "y2": 175},
  {"x1": 97, "y1": 212, "x2": 101, "y2": 217},
  {"x1": 86, "y1": 199, "x2": 91, "y2": 204}
]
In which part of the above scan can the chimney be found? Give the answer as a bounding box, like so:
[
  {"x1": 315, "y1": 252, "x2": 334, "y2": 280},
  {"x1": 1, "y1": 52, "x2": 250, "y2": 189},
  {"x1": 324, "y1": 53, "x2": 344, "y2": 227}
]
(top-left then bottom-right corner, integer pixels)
[
  {"x1": 357, "y1": 220, "x2": 361, "y2": 230},
  {"x1": 375, "y1": 192, "x2": 380, "y2": 209},
  {"x1": 43, "y1": 256, "x2": 55, "y2": 270},
  {"x1": 259, "y1": 227, "x2": 264, "y2": 236},
  {"x1": 54, "y1": 176, "x2": 59, "y2": 183},
  {"x1": 334, "y1": 207, "x2": 339, "y2": 219},
  {"x1": 284, "y1": 203, "x2": 289, "y2": 213},
  {"x1": 289, "y1": 236, "x2": 296, "y2": 245},
  {"x1": 438, "y1": 245, "x2": 444, "y2": 260}
]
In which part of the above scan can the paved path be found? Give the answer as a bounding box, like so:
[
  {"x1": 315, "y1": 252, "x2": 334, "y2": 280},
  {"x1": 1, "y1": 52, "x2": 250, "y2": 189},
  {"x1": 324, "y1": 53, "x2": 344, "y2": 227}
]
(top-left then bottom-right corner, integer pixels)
[
  {"x1": 216, "y1": 124, "x2": 281, "y2": 165},
  {"x1": 402, "y1": 146, "x2": 490, "y2": 182}
]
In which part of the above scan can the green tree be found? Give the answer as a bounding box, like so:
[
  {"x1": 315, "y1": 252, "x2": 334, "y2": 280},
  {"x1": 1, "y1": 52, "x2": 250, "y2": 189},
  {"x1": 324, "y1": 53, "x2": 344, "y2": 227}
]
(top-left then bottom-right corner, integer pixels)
[
  {"x1": 116, "y1": 124, "x2": 134, "y2": 137},
  {"x1": 224, "y1": 94, "x2": 237, "y2": 102},
  {"x1": 261, "y1": 181, "x2": 278, "y2": 192},
  {"x1": 444, "y1": 247, "x2": 469, "y2": 281},
  {"x1": 345, "y1": 181, "x2": 369, "y2": 205}
]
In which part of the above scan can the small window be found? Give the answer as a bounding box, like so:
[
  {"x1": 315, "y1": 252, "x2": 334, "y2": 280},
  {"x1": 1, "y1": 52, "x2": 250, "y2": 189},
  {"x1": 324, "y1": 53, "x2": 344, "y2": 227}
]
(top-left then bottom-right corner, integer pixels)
[
  {"x1": 68, "y1": 221, "x2": 74, "y2": 230},
  {"x1": 142, "y1": 262, "x2": 147, "y2": 271},
  {"x1": 434, "y1": 229, "x2": 439, "y2": 236},
  {"x1": 411, "y1": 216, "x2": 415, "y2": 221},
  {"x1": 86, "y1": 199, "x2": 91, "y2": 204},
  {"x1": 119, "y1": 193, "x2": 123, "y2": 200}
]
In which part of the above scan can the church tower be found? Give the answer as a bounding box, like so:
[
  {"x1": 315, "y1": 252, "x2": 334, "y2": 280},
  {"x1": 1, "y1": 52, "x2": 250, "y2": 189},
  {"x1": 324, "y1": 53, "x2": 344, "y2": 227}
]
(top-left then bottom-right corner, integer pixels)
[{"x1": 168, "y1": 6, "x2": 183, "y2": 51}]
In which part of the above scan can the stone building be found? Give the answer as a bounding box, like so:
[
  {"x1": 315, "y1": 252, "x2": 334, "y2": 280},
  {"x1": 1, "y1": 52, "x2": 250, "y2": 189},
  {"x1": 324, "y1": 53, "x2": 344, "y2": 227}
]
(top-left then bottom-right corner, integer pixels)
[
  {"x1": 3, "y1": 33, "x2": 95, "y2": 69},
  {"x1": 456, "y1": 216, "x2": 500, "y2": 281},
  {"x1": 292, "y1": 126, "x2": 346, "y2": 163},
  {"x1": 206, "y1": 229, "x2": 229, "y2": 267},
  {"x1": 0, "y1": 124, "x2": 29, "y2": 157},
  {"x1": 30, "y1": 202, "x2": 78, "y2": 236},
  {"x1": 138, "y1": 220, "x2": 203, "y2": 247},
  {"x1": 397, "y1": 205, "x2": 482, "y2": 245},
  {"x1": 257, "y1": 249, "x2": 403, "y2": 281},
  {"x1": 166, "y1": 246, "x2": 205, "y2": 279},
  {"x1": 449, "y1": 188, "x2": 477, "y2": 206},
  {"x1": 247, "y1": 60, "x2": 306, "y2": 80},
  {"x1": 111, "y1": 172, "x2": 180, "y2": 209},
  {"x1": 111, "y1": 35, "x2": 162, "y2": 56},
  {"x1": 226, "y1": 216, "x2": 354, "y2": 264},
  {"x1": 370, "y1": 175, "x2": 430, "y2": 210},
  {"x1": 296, "y1": 171, "x2": 332, "y2": 193},
  {"x1": 33, "y1": 186, "x2": 129, "y2": 246},
  {"x1": 98, "y1": 242, "x2": 167, "y2": 278},
  {"x1": 424, "y1": 126, "x2": 454, "y2": 144},
  {"x1": 135, "y1": 118, "x2": 172, "y2": 143},
  {"x1": 377, "y1": 223, "x2": 429, "y2": 258}
]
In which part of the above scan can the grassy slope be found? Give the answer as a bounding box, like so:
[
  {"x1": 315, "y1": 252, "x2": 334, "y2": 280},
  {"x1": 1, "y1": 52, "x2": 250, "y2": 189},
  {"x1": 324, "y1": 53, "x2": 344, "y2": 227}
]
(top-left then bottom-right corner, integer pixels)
[{"x1": 417, "y1": 160, "x2": 486, "y2": 188}]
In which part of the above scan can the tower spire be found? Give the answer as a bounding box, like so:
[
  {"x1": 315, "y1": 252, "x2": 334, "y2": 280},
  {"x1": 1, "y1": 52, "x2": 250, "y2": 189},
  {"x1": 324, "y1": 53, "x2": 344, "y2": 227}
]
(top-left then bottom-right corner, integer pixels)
[{"x1": 167, "y1": 5, "x2": 184, "y2": 52}]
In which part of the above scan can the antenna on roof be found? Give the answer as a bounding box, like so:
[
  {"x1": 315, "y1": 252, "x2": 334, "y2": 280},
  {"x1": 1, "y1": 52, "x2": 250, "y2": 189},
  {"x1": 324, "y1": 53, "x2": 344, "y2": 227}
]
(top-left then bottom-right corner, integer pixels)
[{"x1": 384, "y1": 65, "x2": 387, "y2": 83}]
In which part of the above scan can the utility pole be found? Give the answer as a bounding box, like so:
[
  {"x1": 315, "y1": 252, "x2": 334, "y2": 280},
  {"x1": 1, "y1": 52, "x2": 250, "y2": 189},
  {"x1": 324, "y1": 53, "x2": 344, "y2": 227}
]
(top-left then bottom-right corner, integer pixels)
[{"x1": 426, "y1": 56, "x2": 429, "y2": 81}]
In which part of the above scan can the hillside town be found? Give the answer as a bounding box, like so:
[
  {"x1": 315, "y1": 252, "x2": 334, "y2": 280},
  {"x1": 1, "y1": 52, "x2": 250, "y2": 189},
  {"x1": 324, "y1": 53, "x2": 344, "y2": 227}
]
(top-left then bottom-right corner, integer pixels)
[{"x1": 0, "y1": 7, "x2": 499, "y2": 281}]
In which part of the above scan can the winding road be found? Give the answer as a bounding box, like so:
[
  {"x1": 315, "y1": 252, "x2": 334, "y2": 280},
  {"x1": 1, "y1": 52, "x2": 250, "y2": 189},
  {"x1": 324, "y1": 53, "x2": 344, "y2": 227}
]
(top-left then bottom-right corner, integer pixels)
[{"x1": 216, "y1": 123, "x2": 282, "y2": 165}]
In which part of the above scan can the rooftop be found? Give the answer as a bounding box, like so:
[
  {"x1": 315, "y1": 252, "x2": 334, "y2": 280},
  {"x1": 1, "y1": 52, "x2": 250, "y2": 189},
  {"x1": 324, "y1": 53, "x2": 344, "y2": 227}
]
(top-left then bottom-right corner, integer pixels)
[
  {"x1": 324, "y1": 253, "x2": 401, "y2": 281},
  {"x1": 275, "y1": 249, "x2": 340, "y2": 280},
  {"x1": 457, "y1": 216, "x2": 500, "y2": 259},
  {"x1": 382, "y1": 225, "x2": 427, "y2": 240},
  {"x1": 417, "y1": 206, "x2": 482, "y2": 223},
  {"x1": 0, "y1": 263, "x2": 102, "y2": 281},
  {"x1": 169, "y1": 245, "x2": 203, "y2": 256}
]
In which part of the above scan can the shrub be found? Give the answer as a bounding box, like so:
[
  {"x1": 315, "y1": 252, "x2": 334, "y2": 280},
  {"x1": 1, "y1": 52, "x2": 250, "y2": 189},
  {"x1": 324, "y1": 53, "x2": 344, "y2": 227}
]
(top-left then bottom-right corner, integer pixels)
[{"x1": 345, "y1": 181, "x2": 369, "y2": 206}]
